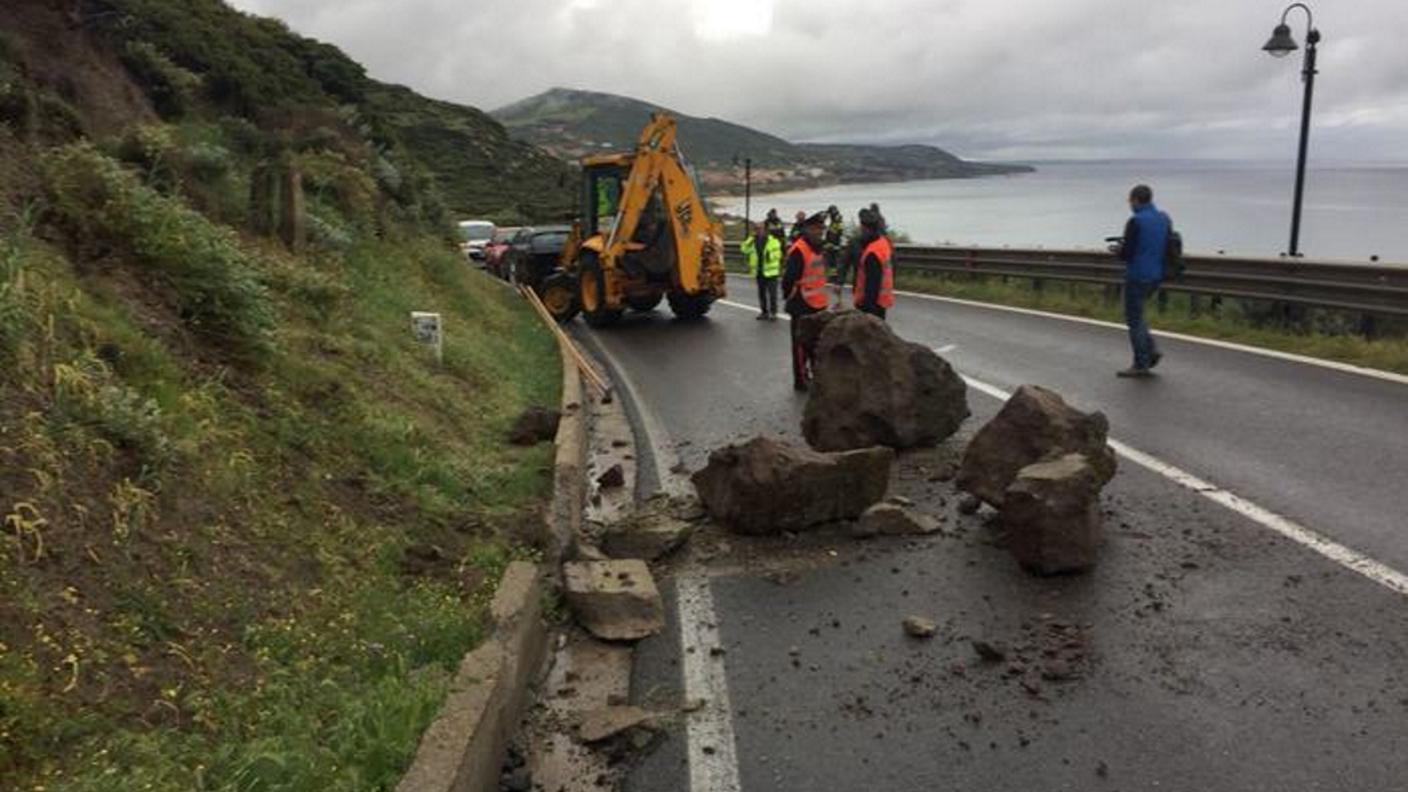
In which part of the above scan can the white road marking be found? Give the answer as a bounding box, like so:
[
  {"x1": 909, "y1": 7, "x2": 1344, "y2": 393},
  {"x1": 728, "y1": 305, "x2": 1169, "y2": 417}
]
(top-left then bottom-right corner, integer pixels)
[
  {"x1": 677, "y1": 571, "x2": 744, "y2": 792},
  {"x1": 714, "y1": 295, "x2": 1408, "y2": 596},
  {"x1": 896, "y1": 288, "x2": 1408, "y2": 387},
  {"x1": 935, "y1": 343, "x2": 957, "y2": 354},
  {"x1": 958, "y1": 373, "x2": 1408, "y2": 597},
  {"x1": 576, "y1": 329, "x2": 743, "y2": 791}
]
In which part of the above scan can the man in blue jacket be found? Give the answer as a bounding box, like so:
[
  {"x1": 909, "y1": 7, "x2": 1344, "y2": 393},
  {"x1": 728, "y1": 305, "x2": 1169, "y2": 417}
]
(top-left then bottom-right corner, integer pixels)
[{"x1": 1114, "y1": 184, "x2": 1170, "y2": 378}]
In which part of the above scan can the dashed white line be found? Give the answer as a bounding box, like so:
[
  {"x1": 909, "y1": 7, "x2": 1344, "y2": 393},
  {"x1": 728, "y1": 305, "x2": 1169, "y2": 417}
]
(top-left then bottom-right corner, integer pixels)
[{"x1": 958, "y1": 372, "x2": 1408, "y2": 597}]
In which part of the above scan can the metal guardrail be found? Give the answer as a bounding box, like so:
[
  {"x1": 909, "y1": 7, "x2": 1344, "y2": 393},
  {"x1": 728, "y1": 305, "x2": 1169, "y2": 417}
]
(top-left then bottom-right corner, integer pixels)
[{"x1": 723, "y1": 242, "x2": 1408, "y2": 317}]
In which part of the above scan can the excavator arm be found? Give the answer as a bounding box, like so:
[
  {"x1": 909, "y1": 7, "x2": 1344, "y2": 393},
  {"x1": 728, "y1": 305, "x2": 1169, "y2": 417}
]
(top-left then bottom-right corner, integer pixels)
[{"x1": 604, "y1": 114, "x2": 724, "y2": 294}]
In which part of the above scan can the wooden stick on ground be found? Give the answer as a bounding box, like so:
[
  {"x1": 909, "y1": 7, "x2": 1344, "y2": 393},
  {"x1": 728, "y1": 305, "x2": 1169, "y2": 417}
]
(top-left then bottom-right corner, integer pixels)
[{"x1": 518, "y1": 285, "x2": 612, "y2": 399}]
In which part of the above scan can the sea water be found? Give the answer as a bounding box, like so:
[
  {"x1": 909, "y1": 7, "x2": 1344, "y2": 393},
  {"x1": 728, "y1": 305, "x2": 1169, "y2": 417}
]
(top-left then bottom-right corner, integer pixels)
[{"x1": 712, "y1": 160, "x2": 1408, "y2": 263}]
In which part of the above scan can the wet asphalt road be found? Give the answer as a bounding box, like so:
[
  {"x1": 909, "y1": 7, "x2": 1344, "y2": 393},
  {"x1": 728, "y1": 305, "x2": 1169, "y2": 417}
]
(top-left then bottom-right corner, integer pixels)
[{"x1": 576, "y1": 283, "x2": 1408, "y2": 792}]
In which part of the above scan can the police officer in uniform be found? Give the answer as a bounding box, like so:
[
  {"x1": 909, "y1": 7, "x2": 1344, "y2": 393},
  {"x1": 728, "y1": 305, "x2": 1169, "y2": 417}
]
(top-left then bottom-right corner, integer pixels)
[
  {"x1": 781, "y1": 212, "x2": 830, "y2": 390},
  {"x1": 853, "y1": 208, "x2": 894, "y2": 320}
]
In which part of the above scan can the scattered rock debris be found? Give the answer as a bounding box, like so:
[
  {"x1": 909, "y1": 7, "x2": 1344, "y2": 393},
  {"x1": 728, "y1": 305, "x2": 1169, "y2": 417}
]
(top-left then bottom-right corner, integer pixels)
[
  {"x1": 957, "y1": 384, "x2": 1116, "y2": 507},
  {"x1": 855, "y1": 502, "x2": 942, "y2": 538},
  {"x1": 902, "y1": 616, "x2": 938, "y2": 639},
  {"x1": 691, "y1": 436, "x2": 892, "y2": 535},
  {"x1": 563, "y1": 560, "x2": 665, "y2": 641},
  {"x1": 1002, "y1": 453, "x2": 1106, "y2": 575},
  {"x1": 799, "y1": 310, "x2": 970, "y2": 452},
  {"x1": 508, "y1": 405, "x2": 561, "y2": 445}
]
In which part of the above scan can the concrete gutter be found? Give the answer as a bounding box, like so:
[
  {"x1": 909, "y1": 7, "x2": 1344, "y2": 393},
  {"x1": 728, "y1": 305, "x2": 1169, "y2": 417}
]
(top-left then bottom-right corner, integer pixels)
[{"x1": 397, "y1": 319, "x2": 591, "y2": 792}]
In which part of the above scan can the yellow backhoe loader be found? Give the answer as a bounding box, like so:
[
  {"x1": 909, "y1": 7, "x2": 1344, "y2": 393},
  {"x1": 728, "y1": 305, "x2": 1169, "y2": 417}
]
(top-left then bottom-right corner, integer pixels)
[{"x1": 536, "y1": 113, "x2": 728, "y2": 326}]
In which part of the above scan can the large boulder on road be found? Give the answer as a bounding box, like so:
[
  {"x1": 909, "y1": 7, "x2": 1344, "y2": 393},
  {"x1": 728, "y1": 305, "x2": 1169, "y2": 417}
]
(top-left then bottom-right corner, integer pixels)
[
  {"x1": 1001, "y1": 453, "x2": 1104, "y2": 575},
  {"x1": 691, "y1": 436, "x2": 892, "y2": 535},
  {"x1": 957, "y1": 385, "x2": 1116, "y2": 507},
  {"x1": 800, "y1": 311, "x2": 969, "y2": 452}
]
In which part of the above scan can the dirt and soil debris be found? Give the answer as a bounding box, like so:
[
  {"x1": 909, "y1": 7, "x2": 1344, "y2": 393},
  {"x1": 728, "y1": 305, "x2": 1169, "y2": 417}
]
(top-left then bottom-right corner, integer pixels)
[{"x1": 508, "y1": 405, "x2": 562, "y2": 445}]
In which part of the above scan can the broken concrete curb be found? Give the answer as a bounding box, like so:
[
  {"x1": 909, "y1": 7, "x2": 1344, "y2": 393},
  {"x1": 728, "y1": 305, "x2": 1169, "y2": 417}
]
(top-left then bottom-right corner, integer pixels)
[
  {"x1": 547, "y1": 334, "x2": 589, "y2": 566},
  {"x1": 397, "y1": 561, "x2": 547, "y2": 792},
  {"x1": 563, "y1": 560, "x2": 665, "y2": 641}
]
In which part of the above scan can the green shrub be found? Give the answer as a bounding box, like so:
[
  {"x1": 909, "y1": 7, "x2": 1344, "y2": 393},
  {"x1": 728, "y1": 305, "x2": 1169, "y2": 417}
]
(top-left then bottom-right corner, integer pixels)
[
  {"x1": 120, "y1": 40, "x2": 203, "y2": 119},
  {"x1": 43, "y1": 143, "x2": 274, "y2": 358}
]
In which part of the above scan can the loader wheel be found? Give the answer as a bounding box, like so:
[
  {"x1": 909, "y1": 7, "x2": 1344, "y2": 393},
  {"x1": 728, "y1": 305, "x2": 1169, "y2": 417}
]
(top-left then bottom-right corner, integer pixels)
[
  {"x1": 539, "y1": 274, "x2": 580, "y2": 323},
  {"x1": 626, "y1": 292, "x2": 664, "y2": 313},
  {"x1": 667, "y1": 292, "x2": 714, "y2": 320},
  {"x1": 579, "y1": 253, "x2": 622, "y2": 328}
]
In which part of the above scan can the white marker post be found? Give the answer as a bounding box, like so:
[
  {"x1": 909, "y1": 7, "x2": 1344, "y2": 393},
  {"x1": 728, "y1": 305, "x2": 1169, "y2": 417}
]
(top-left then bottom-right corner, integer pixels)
[{"x1": 410, "y1": 311, "x2": 443, "y2": 364}]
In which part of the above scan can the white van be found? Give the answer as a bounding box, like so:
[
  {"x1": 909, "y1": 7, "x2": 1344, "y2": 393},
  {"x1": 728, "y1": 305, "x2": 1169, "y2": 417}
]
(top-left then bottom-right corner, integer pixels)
[{"x1": 456, "y1": 220, "x2": 495, "y2": 263}]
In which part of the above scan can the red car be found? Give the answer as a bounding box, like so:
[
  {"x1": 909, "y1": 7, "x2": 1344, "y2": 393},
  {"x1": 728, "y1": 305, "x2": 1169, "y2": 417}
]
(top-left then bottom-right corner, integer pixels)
[{"x1": 484, "y1": 226, "x2": 525, "y2": 280}]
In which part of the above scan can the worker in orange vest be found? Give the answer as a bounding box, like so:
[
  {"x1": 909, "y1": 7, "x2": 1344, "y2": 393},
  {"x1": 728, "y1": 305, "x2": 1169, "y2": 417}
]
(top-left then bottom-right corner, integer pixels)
[
  {"x1": 781, "y1": 211, "x2": 830, "y2": 391},
  {"x1": 853, "y1": 208, "x2": 894, "y2": 319}
]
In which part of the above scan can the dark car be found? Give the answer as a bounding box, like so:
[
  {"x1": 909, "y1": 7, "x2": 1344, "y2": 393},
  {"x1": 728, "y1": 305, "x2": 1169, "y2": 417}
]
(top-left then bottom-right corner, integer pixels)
[{"x1": 504, "y1": 226, "x2": 571, "y2": 288}]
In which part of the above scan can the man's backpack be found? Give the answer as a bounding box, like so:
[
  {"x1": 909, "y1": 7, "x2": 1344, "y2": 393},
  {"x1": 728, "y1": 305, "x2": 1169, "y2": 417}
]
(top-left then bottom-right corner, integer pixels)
[{"x1": 1162, "y1": 213, "x2": 1185, "y2": 280}]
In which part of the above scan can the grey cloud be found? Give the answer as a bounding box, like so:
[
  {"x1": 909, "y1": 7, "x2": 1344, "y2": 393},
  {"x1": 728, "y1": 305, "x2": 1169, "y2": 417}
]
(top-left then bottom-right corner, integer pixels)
[{"x1": 229, "y1": 0, "x2": 1408, "y2": 160}]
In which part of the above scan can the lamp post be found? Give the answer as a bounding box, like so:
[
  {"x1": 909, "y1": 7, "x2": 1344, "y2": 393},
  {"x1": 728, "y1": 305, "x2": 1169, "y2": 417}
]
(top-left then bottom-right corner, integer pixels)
[
  {"x1": 1262, "y1": 3, "x2": 1320, "y2": 258},
  {"x1": 742, "y1": 156, "x2": 752, "y2": 229}
]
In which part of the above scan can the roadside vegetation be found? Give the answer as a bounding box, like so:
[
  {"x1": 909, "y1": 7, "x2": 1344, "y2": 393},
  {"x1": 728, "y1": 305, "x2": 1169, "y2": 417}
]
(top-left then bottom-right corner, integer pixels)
[
  {"x1": 1, "y1": 2, "x2": 563, "y2": 789},
  {"x1": 896, "y1": 272, "x2": 1408, "y2": 375}
]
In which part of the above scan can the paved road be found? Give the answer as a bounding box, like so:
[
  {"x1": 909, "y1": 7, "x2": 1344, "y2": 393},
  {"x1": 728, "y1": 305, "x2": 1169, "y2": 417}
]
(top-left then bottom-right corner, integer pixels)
[{"x1": 576, "y1": 283, "x2": 1408, "y2": 792}]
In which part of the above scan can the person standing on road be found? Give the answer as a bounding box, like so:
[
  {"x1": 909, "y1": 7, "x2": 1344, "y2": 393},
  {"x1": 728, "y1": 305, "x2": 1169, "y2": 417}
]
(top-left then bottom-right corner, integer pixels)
[
  {"x1": 1113, "y1": 184, "x2": 1170, "y2": 377},
  {"x1": 788, "y1": 210, "x2": 807, "y2": 242},
  {"x1": 852, "y1": 208, "x2": 894, "y2": 320},
  {"x1": 782, "y1": 212, "x2": 830, "y2": 390},
  {"x1": 743, "y1": 221, "x2": 782, "y2": 320},
  {"x1": 764, "y1": 208, "x2": 785, "y2": 242}
]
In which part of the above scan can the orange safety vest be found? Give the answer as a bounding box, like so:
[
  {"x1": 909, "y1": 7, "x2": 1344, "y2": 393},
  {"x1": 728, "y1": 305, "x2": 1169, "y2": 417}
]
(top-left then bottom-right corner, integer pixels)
[
  {"x1": 787, "y1": 238, "x2": 829, "y2": 309},
  {"x1": 853, "y1": 236, "x2": 894, "y2": 309}
]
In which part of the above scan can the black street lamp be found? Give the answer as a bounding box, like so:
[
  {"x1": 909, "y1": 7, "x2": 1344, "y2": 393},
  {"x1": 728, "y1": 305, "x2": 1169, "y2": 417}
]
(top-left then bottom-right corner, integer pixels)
[{"x1": 1263, "y1": 3, "x2": 1321, "y2": 258}]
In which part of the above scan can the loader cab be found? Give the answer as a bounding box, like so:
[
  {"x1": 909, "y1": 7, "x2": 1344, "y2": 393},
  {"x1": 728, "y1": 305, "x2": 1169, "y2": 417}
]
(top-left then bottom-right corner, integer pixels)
[{"x1": 582, "y1": 159, "x2": 628, "y2": 237}]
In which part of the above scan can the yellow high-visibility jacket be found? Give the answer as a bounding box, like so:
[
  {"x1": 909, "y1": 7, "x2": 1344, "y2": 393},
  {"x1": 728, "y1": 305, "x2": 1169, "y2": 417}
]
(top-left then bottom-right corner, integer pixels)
[{"x1": 741, "y1": 233, "x2": 783, "y2": 278}]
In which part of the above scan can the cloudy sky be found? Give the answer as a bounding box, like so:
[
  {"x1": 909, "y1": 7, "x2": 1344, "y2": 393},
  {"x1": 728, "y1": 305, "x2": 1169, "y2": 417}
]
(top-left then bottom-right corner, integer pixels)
[{"x1": 228, "y1": 0, "x2": 1408, "y2": 161}]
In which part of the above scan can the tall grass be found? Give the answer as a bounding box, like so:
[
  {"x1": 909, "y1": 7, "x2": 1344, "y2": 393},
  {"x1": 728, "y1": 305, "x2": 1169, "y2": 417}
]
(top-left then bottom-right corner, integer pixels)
[{"x1": 42, "y1": 143, "x2": 275, "y2": 358}]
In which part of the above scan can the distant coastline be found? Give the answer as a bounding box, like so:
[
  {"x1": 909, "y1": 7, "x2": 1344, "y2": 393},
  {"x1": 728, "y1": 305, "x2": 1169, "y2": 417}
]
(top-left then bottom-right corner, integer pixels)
[{"x1": 708, "y1": 164, "x2": 1035, "y2": 199}]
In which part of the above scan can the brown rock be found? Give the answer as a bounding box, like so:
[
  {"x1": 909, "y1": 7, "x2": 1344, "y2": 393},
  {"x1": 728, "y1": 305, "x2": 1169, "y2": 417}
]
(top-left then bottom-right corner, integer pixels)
[
  {"x1": 1001, "y1": 453, "x2": 1105, "y2": 575},
  {"x1": 857, "y1": 503, "x2": 941, "y2": 536},
  {"x1": 957, "y1": 385, "x2": 1116, "y2": 507},
  {"x1": 600, "y1": 499, "x2": 693, "y2": 561},
  {"x1": 902, "y1": 616, "x2": 938, "y2": 638},
  {"x1": 507, "y1": 405, "x2": 561, "y2": 445},
  {"x1": 691, "y1": 436, "x2": 892, "y2": 535},
  {"x1": 800, "y1": 311, "x2": 969, "y2": 452},
  {"x1": 576, "y1": 705, "x2": 658, "y2": 743},
  {"x1": 563, "y1": 560, "x2": 665, "y2": 640}
]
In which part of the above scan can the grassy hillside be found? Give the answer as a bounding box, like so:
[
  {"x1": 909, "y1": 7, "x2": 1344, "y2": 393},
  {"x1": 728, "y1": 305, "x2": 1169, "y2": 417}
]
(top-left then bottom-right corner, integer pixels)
[
  {"x1": 80, "y1": 0, "x2": 576, "y2": 222},
  {"x1": 493, "y1": 87, "x2": 1032, "y2": 193},
  {"x1": 1, "y1": 2, "x2": 564, "y2": 789}
]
